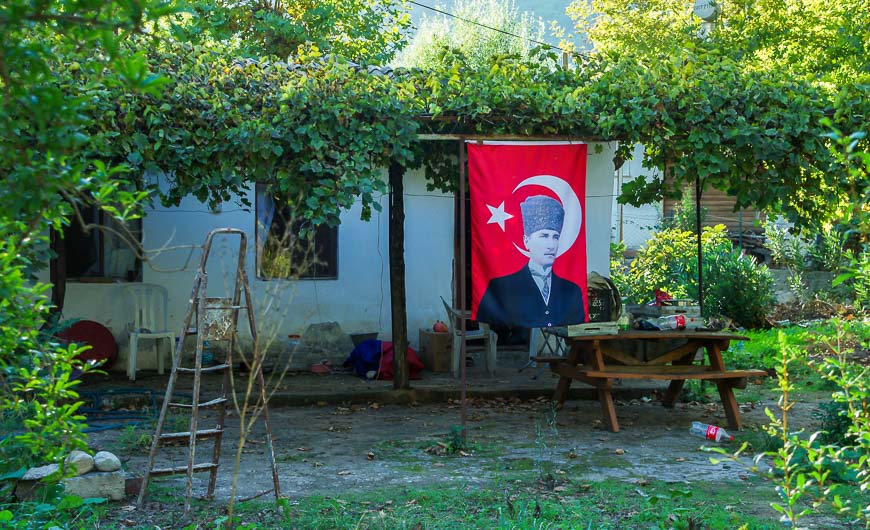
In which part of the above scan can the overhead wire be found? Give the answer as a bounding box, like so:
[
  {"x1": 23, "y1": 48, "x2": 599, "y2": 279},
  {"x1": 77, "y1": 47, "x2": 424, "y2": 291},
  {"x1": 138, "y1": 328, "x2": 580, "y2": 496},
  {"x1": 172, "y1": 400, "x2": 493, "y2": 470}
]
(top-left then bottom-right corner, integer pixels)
[{"x1": 406, "y1": 0, "x2": 576, "y2": 56}]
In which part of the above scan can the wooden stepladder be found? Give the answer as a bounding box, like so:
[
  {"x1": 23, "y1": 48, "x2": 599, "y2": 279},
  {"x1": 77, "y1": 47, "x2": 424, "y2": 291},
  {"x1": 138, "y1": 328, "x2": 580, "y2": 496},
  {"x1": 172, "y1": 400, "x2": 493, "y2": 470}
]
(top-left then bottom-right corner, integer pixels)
[{"x1": 137, "y1": 228, "x2": 280, "y2": 512}]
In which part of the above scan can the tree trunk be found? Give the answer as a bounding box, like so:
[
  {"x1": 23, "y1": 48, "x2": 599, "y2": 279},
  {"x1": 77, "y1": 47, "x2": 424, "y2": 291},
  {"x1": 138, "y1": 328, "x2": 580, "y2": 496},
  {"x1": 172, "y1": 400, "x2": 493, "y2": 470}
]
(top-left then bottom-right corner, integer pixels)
[{"x1": 389, "y1": 161, "x2": 409, "y2": 390}]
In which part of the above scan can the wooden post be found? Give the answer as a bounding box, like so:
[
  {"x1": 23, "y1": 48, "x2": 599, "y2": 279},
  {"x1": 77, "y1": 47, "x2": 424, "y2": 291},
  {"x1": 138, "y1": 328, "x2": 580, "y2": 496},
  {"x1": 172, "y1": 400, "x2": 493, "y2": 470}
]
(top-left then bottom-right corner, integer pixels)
[
  {"x1": 389, "y1": 161, "x2": 410, "y2": 390},
  {"x1": 48, "y1": 226, "x2": 67, "y2": 322},
  {"x1": 695, "y1": 176, "x2": 704, "y2": 314}
]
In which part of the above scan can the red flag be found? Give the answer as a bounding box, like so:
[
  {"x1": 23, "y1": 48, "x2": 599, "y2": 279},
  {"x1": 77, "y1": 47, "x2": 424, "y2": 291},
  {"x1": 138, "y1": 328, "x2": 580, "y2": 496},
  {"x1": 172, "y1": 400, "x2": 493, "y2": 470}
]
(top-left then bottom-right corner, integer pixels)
[{"x1": 469, "y1": 142, "x2": 588, "y2": 328}]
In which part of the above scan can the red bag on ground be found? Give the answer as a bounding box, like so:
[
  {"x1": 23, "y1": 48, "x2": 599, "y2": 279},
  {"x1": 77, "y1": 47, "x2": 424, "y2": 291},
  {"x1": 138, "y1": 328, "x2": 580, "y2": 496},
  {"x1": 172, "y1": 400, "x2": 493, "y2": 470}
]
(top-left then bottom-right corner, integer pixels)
[{"x1": 378, "y1": 342, "x2": 424, "y2": 380}]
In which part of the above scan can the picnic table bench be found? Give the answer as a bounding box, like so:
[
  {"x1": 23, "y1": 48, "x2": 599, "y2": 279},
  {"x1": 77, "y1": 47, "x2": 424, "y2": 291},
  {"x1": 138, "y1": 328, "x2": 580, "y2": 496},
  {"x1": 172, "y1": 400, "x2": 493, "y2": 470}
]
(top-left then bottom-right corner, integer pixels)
[{"x1": 532, "y1": 329, "x2": 767, "y2": 432}]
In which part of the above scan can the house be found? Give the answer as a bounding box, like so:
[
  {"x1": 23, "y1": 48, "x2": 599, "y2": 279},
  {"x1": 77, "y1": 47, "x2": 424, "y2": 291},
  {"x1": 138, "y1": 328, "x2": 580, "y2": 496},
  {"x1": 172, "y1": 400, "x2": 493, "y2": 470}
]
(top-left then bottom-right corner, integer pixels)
[{"x1": 42, "y1": 143, "x2": 617, "y2": 372}]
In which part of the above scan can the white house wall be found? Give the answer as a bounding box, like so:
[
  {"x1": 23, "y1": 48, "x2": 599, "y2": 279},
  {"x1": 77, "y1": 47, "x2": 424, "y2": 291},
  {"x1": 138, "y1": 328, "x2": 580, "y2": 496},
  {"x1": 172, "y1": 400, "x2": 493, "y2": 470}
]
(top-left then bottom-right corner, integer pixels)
[
  {"x1": 611, "y1": 143, "x2": 661, "y2": 251},
  {"x1": 50, "y1": 144, "x2": 614, "y2": 372},
  {"x1": 586, "y1": 143, "x2": 617, "y2": 276}
]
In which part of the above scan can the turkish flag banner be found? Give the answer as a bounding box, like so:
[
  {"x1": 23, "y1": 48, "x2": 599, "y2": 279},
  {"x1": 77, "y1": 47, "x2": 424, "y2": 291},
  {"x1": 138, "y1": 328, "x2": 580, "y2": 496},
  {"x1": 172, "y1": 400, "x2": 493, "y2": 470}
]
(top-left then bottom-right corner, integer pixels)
[{"x1": 469, "y1": 142, "x2": 588, "y2": 329}]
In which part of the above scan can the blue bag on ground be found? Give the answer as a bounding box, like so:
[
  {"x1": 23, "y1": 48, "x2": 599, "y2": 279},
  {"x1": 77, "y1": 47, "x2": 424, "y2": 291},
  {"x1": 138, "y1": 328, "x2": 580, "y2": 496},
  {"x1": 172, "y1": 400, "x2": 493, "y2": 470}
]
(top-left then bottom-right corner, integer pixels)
[{"x1": 344, "y1": 339, "x2": 383, "y2": 379}]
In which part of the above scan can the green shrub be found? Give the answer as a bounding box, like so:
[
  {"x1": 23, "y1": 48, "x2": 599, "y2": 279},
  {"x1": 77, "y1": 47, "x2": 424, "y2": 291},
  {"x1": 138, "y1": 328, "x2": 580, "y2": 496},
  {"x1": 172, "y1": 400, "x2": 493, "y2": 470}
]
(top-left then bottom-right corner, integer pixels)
[
  {"x1": 764, "y1": 223, "x2": 807, "y2": 271},
  {"x1": 705, "y1": 249, "x2": 776, "y2": 328},
  {"x1": 613, "y1": 225, "x2": 775, "y2": 328},
  {"x1": 813, "y1": 400, "x2": 852, "y2": 446}
]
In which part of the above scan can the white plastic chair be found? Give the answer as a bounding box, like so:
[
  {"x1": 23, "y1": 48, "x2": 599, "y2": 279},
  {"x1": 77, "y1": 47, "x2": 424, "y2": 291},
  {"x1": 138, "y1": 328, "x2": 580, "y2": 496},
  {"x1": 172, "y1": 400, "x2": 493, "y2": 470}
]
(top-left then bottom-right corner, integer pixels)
[
  {"x1": 124, "y1": 284, "x2": 175, "y2": 381},
  {"x1": 528, "y1": 327, "x2": 569, "y2": 359},
  {"x1": 441, "y1": 297, "x2": 498, "y2": 377}
]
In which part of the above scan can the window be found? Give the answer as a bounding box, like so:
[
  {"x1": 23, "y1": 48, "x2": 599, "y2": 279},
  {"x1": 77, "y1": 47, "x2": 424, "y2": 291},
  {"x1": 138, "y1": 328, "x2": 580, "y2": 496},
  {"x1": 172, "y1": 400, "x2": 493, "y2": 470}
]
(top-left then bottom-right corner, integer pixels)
[
  {"x1": 62, "y1": 205, "x2": 142, "y2": 282},
  {"x1": 256, "y1": 184, "x2": 338, "y2": 280}
]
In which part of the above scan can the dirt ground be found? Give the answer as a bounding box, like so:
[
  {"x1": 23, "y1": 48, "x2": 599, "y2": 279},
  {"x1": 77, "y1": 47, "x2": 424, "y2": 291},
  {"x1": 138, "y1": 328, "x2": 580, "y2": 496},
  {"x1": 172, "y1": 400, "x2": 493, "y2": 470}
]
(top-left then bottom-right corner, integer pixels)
[{"x1": 82, "y1": 367, "x2": 817, "y2": 507}]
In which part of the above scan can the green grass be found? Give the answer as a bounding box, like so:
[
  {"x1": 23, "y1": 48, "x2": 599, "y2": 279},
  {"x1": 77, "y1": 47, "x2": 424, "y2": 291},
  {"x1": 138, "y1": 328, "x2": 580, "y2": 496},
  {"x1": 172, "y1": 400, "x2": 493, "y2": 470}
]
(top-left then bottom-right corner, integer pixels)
[
  {"x1": 727, "y1": 319, "x2": 869, "y2": 395},
  {"x1": 112, "y1": 425, "x2": 153, "y2": 455},
  {"x1": 204, "y1": 479, "x2": 789, "y2": 529}
]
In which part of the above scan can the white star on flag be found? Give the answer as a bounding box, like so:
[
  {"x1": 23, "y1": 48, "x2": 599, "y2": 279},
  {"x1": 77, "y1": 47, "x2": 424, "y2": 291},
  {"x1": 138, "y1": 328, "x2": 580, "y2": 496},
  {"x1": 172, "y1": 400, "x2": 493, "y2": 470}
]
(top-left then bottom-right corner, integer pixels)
[{"x1": 486, "y1": 201, "x2": 514, "y2": 232}]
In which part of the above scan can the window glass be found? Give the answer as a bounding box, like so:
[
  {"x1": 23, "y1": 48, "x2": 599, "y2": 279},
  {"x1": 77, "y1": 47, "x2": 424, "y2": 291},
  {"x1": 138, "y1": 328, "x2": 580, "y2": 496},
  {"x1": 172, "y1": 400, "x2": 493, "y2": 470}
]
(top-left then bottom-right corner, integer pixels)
[
  {"x1": 63, "y1": 205, "x2": 142, "y2": 281},
  {"x1": 256, "y1": 184, "x2": 338, "y2": 280}
]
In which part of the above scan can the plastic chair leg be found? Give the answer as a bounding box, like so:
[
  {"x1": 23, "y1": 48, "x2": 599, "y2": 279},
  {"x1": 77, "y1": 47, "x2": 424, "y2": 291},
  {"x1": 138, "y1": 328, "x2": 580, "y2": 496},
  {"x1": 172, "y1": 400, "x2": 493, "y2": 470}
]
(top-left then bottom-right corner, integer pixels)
[
  {"x1": 486, "y1": 334, "x2": 497, "y2": 376},
  {"x1": 528, "y1": 328, "x2": 541, "y2": 359},
  {"x1": 168, "y1": 335, "x2": 176, "y2": 373},
  {"x1": 157, "y1": 338, "x2": 165, "y2": 375},
  {"x1": 129, "y1": 335, "x2": 138, "y2": 381}
]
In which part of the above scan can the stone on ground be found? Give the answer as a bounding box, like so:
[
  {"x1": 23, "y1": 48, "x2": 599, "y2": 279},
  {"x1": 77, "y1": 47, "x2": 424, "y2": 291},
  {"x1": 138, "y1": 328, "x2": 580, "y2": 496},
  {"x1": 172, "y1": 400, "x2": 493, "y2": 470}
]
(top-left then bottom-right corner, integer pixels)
[
  {"x1": 22, "y1": 463, "x2": 60, "y2": 481},
  {"x1": 94, "y1": 451, "x2": 122, "y2": 472},
  {"x1": 65, "y1": 450, "x2": 95, "y2": 475}
]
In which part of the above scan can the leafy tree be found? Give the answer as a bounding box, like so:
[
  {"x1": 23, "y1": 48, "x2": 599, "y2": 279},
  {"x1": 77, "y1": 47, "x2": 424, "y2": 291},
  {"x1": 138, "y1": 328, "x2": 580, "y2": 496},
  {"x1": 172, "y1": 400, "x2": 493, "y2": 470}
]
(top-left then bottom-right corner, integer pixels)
[
  {"x1": 566, "y1": 0, "x2": 869, "y2": 234},
  {"x1": 0, "y1": 0, "x2": 175, "y2": 483},
  {"x1": 568, "y1": 0, "x2": 869, "y2": 85},
  {"x1": 396, "y1": 0, "x2": 547, "y2": 69},
  {"x1": 180, "y1": 0, "x2": 413, "y2": 63}
]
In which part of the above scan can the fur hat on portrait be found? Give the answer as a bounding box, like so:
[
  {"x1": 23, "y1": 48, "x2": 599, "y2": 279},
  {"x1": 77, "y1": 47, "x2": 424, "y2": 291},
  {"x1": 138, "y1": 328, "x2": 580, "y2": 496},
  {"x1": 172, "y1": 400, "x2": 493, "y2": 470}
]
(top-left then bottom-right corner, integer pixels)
[{"x1": 520, "y1": 195, "x2": 564, "y2": 235}]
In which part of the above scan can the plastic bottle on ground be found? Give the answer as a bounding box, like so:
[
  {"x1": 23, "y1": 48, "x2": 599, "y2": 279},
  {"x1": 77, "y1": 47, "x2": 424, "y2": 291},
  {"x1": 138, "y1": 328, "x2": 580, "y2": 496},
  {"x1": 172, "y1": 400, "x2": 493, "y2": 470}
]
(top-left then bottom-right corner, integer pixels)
[
  {"x1": 689, "y1": 421, "x2": 733, "y2": 442},
  {"x1": 201, "y1": 340, "x2": 215, "y2": 366}
]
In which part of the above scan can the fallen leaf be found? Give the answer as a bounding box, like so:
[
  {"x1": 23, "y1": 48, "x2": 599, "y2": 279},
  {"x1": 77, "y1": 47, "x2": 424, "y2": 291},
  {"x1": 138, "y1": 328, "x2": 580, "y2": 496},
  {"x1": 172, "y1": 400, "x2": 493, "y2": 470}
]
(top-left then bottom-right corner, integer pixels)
[
  {"x1": 338, "y1": 470, "x2": 351, "y2": 476},
  {"x1": 369, "y1": 403, "x2": 381, "y2": 410},
  {"x1": 567, "y1": 451, "x2": 578, "y2": 459},
  {"x1": 554, "y1": 486, "x2": 567, "y2": 492},
  {"x1": 366, "y1": 452, "x2": 376, "y2": 460},
  {"x1": 614, "y1": 448, "x2": 625, "y2": 455},
  {"x1": 675, "y1": 457, "x2": 686, "y2": 462},
  {"x1": 297, "y1": 447, "x2": 312, "y2": 452}
]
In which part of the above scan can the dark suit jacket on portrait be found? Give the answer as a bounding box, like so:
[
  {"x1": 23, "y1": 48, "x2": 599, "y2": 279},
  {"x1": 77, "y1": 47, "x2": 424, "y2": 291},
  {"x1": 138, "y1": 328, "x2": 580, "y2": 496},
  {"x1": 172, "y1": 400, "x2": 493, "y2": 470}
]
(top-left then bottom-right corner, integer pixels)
[{"x1": 475, "y1": 266, "x2": 585, "y2": 329}]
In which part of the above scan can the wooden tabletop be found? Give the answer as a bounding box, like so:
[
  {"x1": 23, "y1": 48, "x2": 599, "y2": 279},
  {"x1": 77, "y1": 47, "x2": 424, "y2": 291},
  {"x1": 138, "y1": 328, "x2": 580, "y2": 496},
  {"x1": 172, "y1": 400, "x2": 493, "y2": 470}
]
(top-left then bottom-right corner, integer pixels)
[{"x1": 548, "y1": 329, "x2": 750, "y2": 342}]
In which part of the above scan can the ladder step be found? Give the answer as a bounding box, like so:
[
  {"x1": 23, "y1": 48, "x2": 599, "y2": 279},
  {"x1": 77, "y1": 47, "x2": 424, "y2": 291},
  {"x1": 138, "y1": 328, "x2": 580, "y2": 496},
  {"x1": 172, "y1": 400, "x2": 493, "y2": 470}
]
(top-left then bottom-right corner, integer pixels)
[
  {"x1": 206, "y1": 305, "x2": 246, "y2": 310},
  {"x1": 159, "y1": 428, "x2": 224, "y2": 442},
  {"x1": 177, "y1": 364, "x2": 230, "y2": 373},
  {"x1": 150, "y1": 463, "x2": 218, "y2": 477},
  {"x1": 168, "y1": 397, "x2": 228, "y2": 409}
]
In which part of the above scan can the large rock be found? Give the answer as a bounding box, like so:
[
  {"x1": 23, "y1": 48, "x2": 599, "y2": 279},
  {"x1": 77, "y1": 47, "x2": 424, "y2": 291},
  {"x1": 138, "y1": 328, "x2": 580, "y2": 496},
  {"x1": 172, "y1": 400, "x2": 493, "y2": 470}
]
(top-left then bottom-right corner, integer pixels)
[
  {"x1": 93, "y1": 451, "x2": 121, "y2": 472},
  {"x1": 295, "y1": 321, "x2": 354, "y2": 367},
  {"x1": 65, "y1": 450, "x2": 94, "y2": 476},
  {"x1": 22, "y1": 463, "x2": 60, "y2": 481},
  {"x1": 63, "y1": 470, "x2": 125, "y2": 501}
]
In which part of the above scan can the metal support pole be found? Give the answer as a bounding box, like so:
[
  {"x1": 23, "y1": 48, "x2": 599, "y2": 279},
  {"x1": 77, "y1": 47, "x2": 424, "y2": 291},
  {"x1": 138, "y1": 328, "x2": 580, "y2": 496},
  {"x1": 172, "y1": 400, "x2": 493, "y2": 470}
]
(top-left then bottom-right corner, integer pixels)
[{"x1": 459, "y1": 140, "x2": 468, "y2": 444}]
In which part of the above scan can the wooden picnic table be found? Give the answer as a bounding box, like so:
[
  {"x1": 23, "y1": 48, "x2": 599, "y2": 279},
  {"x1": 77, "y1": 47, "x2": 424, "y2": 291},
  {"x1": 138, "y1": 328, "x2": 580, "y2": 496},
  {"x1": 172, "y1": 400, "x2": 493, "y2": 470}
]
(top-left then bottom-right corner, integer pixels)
[{"x1": 532, "y1": 329, "x2": 767, "y2": 432}]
